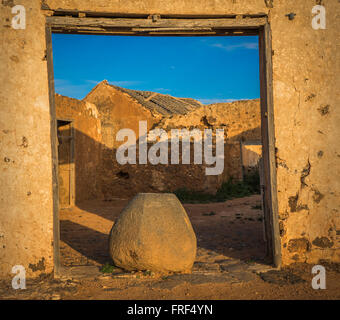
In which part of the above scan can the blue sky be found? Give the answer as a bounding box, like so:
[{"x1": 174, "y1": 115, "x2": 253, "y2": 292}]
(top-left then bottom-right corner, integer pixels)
[{"x1": 52, "y1": 34, "x2": 260, "y2": 104}]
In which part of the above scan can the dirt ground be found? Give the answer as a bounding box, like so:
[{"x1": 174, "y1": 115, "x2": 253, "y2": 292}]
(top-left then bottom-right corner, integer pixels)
[
  {"x1": 1, "y1": 195, "x2": 339, "y2": 300},
  {"x1": 59, "y1": 195, "x2": 267, "y2": 267}
]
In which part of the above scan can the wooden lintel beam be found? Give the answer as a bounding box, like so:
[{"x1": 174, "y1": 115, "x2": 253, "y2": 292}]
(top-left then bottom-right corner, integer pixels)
[
  {"x1": 51, "y1": 28, "x2": 258, "y2": 37},
  {"x1": 147, "y1": 31, "x2": 217, "y2": 36},
  {"x1": 132, "y1": 27, "x2": 213, "y2": 32},
  {"x1": 47, "y1": 16, "x2": 266, "y2": 33}
]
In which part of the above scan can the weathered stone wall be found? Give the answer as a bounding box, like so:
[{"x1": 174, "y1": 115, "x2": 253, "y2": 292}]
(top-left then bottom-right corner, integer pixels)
[
  {"x1": 79, "y1": 82, "x2": 257, "y2": 197},
  {"x1": 158, "y1": 99, "x2": 261, "y2": 183},
  {"x1": 159, "y1": 99, "x2": 261, "y2": 143},
  {"x1": 83, "y1": 82, "x2": 216, "y2": 197},
  {"x1": 0, "y1": 1, "x2": 54, "y2": 278},
  {"x1": 98, "y1": 142, "x2": 240, "y2": 198},
  {"x1": 84, "y1": 81, "x2": 162, "y2": 149},
  {"x1": 43, "y1": 0, "x2": 267, "y2": 15},
  {"x1": 55, "y1": 94, "x2": 102, "y2": 202},
  {"x1": 58, "y1": 87, "x2": 251, "y2": 200},
  {"x1": 242, "y1": 143, "x2": 262, "y2": 175},
  {"x1": 85, "y1": 94, "x2": 260, "y2": 198},
  {"x1": 1, "y1": 0, "x2": 339, "y2": 278},
  {"x1": 269, "y1": 0, "x2": 340, "y2": 265}
]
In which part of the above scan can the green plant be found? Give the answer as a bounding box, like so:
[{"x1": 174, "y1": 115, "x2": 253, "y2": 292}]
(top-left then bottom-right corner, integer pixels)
[
  {"x1": 216, "y1": 179, "x2": 251, "y2": 199},
  {"x1": 173, "y1": 188, "x2": 221, "y2": 204},
  {"x1": 245, "y1": 259, "x2": 256, "y2": 265},
  {"x1": 100, "y1": 263, "x2": 116, "y2": 274},
  {"x1": 172, "y1": 169, "x2": 261, "y2": 204},
  {"x1": 243, "y1": 169, "x2": 261, "y2": 194}
]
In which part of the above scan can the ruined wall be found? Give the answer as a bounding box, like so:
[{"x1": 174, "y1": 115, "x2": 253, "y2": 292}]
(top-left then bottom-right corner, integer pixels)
[
  {"x1": 84, "y1": 81, "x2": 162, "y2": 149},
  {"x1": 242, "y1": 143, "x2": 262, "y2": 175},
  {"x1": 58, "y1": 84, "x2": 236, "y2": 200},
  {"x1": 159, "y1": 99, "x2": 261, "y2": 183},
  {"x1": 44, "y1": 0, "x2": 340, "y2": 265},
  {"x1": 99, "y1": 145, "x2": 219, "y2": 199},
  {"x1": 0, "y1": 1, "x2": 54, "y2": 278},
  {"x1": 269, "y1": 0, "x2": 340, "y2": 264},
  {"x1": 159, "y1": 99, "x2": 261, "y2": 143},
  {"x1": 0, "y1": 0, "x2": 339, "y2": 278},
  {"x1": 43, "y1": 0, "x2": 267, "y2": 15},
  {"x1": 84, "y1": 92, "x2": 259, "y2": 198},
  {"x1": 82, "y1": 84, "x2": 238, "y2": 197},
  {"x1": 55, "y1": 94, "x2": 102, "y2": 202}
]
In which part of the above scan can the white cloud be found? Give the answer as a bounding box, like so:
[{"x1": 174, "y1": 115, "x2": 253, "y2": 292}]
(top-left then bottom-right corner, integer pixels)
[{"x1": 211, "y1": 42, "x2": 258, "y2": 51}]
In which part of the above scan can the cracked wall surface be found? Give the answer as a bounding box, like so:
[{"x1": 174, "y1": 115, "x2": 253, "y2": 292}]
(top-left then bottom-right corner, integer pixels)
[
  {"x1": 0, "y1": 0, "x2": 54, "y2": 278},
  {"x1": 269, "y1": 0, "x2": 339, "y2": 264},
  {"x1": 0, "y1": 0, "x2": 339, "y2": 278}
]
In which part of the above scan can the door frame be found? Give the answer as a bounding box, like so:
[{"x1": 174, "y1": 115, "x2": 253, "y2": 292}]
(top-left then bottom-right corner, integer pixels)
[
  {"x1": 56, "y1": 119, "x2": 75, "y2": 209},
  {"x1": 45, "y1": 12, "x2": 282, "y2": 276}
]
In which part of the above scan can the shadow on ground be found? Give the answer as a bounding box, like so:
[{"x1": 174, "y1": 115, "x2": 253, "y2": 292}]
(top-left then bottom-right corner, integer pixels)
[{"x1": 60, "y1": 195, "x2": 268, "y2": 270}]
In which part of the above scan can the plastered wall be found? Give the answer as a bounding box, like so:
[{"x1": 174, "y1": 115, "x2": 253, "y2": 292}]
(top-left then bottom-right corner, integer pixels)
[
  {"x1": 0, "y1": 0, "x2": 54, "y2": 278},
  {"x1": 55, "y1": 94, "x2": 102, "y2": 202},
  {"x1": 269, "y1": 1, "x2": 339, "y2": 264},
  {"x1": 0, "y1": 0, "x2": 339, "y2": 278}
]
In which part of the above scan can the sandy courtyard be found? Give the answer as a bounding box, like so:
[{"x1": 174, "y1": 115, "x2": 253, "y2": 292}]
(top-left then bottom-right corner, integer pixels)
[
  {"x1": 59, "y1": 195, "x2": 267, "y2": 268},
  {"x1": 1, "y1": 195, "x2": 339, "y2": 300}
]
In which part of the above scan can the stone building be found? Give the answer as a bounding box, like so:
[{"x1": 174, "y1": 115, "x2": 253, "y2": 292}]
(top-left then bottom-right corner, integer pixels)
[
  {"x1": 84, "y1": 80, "x2": 201, "y2": 149},
  {"x1": 0, "y1": 0, "x2": 339, "y2": 279},
  {"x1": 56, "y1": 83, "x2": 261, "y2": 200}
]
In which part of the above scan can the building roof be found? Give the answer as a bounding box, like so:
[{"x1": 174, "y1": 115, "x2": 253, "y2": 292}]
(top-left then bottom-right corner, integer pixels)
[{"x1": 108, "y1": 83, "x2": 202, "y2": 116}]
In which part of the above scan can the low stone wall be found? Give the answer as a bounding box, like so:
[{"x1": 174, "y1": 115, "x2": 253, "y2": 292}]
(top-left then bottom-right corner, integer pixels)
[{"x1": 98, "y1": 142, "x2": 243, "y2": 199}]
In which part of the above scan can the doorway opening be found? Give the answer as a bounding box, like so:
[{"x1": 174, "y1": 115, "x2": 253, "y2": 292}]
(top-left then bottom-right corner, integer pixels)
[
  {"x1": 45, "y1": 14, "x2": 281, "y2": 276},
  {"x1": 57, "y1": 119, "x2": 75, "y2": 208}
]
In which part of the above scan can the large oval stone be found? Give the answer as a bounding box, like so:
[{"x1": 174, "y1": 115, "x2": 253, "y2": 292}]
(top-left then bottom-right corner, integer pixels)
[{"x1": 109, "y1": 193, "x2": 197, "y2": 273}]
